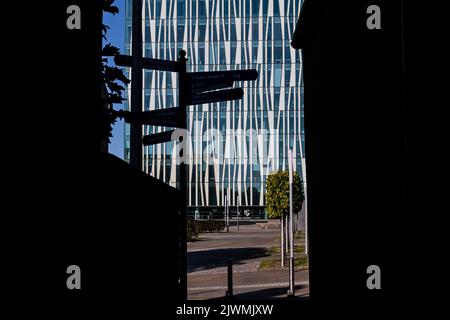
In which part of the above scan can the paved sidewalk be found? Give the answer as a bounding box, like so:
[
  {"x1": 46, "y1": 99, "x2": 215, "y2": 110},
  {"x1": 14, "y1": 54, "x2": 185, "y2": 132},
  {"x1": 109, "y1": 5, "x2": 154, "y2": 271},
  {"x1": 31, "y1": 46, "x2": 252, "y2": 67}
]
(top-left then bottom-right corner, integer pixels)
[
  {"x1": 187, "y1": 223, "x2": 309, "y2": 300},
  {"x1": 188, "y1": 268, "x2": 309, "y2": 300}
]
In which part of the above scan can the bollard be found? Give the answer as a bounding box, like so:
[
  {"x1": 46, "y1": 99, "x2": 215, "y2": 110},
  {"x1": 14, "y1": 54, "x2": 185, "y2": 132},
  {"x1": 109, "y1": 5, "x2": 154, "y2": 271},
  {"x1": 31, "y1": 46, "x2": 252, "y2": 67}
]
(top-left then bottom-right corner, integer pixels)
[{"x1": 225, "y1": 260, "x2": 233, "y2": 298}]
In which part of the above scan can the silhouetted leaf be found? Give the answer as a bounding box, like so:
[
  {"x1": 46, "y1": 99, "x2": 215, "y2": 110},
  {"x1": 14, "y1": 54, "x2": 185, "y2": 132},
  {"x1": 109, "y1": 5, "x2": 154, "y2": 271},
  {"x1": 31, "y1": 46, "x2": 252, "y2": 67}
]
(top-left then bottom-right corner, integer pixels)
[
  {"x1": 115, "y1": 69, "x2": 130, "y2": 84},
  {"x1": 103, "y1": 0, "x2": 119, "y2": 15},
  {"x1": 99, "y1": 107, "x2": 119, "y2": 142},
  {"x1": 103, "y1": 0, "x2": 115, "y2": 7},
  {"x1": 108, "y1": 94, "x2": 126, "y2": 104},
  {"x1": 104, "y1": 66, "x2": 130, "y2": 84},
  {"x1": 115, "y1": 109, "x2": 126, "y2": 119},
  {"x1": 102, "y1": 44, "x2": 120, "y2": 56},
  {"x1": 100, "y1": 2, "x2": 126, "y2": 142},
  {"x1": 107, "y1": 81, "x2": 125, "y2": 93}
]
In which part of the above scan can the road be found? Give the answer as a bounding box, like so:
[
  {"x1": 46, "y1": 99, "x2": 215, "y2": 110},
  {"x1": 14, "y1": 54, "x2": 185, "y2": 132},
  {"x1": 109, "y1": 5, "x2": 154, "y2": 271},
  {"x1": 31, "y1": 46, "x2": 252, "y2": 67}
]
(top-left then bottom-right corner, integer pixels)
[{"x1": 187, "y1": 223, "x2": 309, "y2": 300}]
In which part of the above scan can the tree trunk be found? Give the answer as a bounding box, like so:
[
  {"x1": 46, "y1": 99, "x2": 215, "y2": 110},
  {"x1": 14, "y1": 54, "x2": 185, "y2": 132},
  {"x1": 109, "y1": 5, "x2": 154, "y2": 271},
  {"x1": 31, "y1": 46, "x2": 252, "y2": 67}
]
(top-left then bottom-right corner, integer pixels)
[
  {"x1": 280, "y1": 217, "x2": 285, "y2": 267},
  {"x1": 285, "y1": 215, "x2": 289, "y2": 254}
]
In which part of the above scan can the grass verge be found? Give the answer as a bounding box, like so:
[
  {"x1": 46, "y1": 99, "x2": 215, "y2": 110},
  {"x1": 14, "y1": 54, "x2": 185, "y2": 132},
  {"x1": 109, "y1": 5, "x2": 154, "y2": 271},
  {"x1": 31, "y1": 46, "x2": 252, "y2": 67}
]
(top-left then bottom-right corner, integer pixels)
[{"x1": 259, "y1": 256, "x2": 308, "y2": 270}]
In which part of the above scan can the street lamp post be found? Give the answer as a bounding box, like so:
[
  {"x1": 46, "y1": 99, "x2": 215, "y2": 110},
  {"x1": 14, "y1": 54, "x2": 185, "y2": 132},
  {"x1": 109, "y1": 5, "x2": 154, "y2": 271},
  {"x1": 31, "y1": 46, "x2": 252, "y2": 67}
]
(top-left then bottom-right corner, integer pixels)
[
  {"x1": 237, "y1": 194, "x2": 240, "y2": 231},
  {"x1": 225, "y1": 189, "x2": 229, "y2": 232},
  {"x1": 281, "y1": 214, "x2": 285, "y2": 267},
  {"x1": 288, "y1": 149, "x2": 295, "y2": 297},
  {"x1": 301, "y1": 157, "x2": 308, "y2": 255}
]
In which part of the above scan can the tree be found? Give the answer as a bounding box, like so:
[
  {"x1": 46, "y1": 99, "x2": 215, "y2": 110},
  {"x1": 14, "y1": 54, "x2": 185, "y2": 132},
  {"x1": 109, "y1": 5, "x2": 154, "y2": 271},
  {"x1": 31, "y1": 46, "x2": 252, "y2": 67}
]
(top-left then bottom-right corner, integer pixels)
[
  {"x1": 266, "y1": 171, "x2": 304, "y2": 219},
  {"x1": 266, "y1": 170, "x2": 305, "y2": 267},
  {"x1": 99, "y1": 0, "x2": 130, "y2": 145}
]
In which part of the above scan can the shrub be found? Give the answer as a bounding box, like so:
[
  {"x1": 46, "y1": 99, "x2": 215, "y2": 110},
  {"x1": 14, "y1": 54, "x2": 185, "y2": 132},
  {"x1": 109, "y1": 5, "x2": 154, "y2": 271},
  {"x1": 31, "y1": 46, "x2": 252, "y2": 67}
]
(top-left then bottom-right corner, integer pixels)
[
  {"x1": 196, "y1": 220, "x2": 225, "y2": 233},
  {"x1": 187, "y1": 220, "x2": 225, "y2": 241},
  {"x1": 187, "y1": 219, "x2": 199, "y2": 241}
]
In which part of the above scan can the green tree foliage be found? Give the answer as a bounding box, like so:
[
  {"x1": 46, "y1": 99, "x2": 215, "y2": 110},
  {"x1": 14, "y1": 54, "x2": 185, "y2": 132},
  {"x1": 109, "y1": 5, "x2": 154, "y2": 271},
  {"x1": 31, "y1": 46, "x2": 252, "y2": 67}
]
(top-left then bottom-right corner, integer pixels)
[{"x1": 266, "y1": 170, "x2": 305, "y2": 219}]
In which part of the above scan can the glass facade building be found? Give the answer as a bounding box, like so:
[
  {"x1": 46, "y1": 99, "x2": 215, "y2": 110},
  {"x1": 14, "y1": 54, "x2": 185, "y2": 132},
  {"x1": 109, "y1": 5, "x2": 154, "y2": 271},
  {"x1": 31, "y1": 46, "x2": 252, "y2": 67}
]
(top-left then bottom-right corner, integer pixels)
[{"x1": 125, "y1": 0, "x2": 305, "y2": 218}]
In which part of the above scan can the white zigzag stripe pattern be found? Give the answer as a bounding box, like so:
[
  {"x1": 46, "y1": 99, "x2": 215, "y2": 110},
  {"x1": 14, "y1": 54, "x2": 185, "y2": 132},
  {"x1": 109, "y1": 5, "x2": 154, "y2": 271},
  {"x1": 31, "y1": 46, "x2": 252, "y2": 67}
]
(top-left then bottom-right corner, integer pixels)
[{"x1": 125, "y1": 0, "x2": 305, "y2": 209}]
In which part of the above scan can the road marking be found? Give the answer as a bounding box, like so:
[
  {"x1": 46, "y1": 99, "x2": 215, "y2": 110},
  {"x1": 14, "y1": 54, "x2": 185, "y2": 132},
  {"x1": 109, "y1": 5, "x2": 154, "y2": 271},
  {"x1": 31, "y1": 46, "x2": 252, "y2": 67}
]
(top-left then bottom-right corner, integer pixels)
[
  {"x1": 188, "y1": 281, "x2": 309, "y2": 291},
  {"x1": 188, "y1": 244, "x2": 275, "y2": 252},
  {"x1": 188, "y1": 265, "x2": 309, "y2": 275}
]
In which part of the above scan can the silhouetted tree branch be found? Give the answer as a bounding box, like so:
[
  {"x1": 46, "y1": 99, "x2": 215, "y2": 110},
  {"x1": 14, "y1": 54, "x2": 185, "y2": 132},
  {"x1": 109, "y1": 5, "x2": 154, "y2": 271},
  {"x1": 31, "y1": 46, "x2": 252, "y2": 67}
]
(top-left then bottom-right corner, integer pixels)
[{"x1": 100, "y1": 0, "x2": 129, "y2": 143}]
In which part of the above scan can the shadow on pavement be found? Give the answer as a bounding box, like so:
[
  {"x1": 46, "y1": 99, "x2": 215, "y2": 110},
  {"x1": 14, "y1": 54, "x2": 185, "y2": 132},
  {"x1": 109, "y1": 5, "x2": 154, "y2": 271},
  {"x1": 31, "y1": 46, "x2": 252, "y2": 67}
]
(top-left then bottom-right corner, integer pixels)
[
  {"x1": 209, "y1": 285, "x2": 309, "y2": 300},
  {"x1": 187, "y1": 247, "x2": 268, "y2": 273}
]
